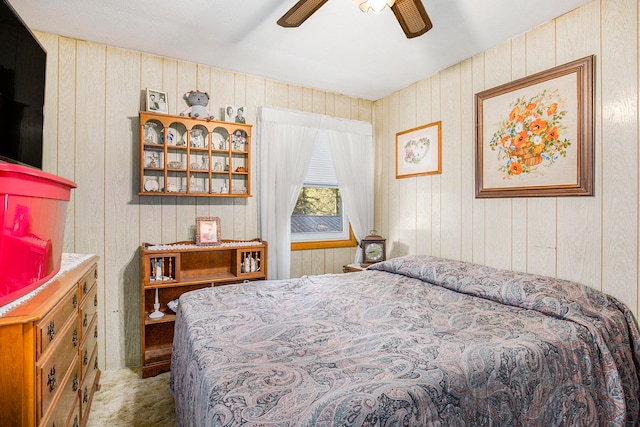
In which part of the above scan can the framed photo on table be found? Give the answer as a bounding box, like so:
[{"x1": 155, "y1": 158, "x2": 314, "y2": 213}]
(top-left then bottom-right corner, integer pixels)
[
  {"x1": 196, "y1": 217, "x2": 221, "y2": 246},
  {"x1": 475, "y1": 55, "x2": 594, "y2": 198},
  {"x1": 396, "y1": 121, "x2": 442, "y2": 178}
]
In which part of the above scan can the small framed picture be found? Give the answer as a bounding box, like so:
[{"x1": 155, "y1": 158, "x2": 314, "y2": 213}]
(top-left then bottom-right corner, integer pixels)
[
  {"x1": 396, "y1": 121, "x2": 442, "y2": 178},
  {"x1": 196, "y1": 217, "x2": 221, "y2": 246},
  {"x1": 225, "y1": 105, "x2": 246, "y2": 123},
  {"x1": 146, "y1": 88, "x2": 168, "y2": 114}
]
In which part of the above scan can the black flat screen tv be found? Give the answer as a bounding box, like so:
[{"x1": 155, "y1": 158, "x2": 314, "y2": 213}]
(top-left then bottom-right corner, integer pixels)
[{"x1": 0, "y1": 0, "x2": 46, "y2": 169}]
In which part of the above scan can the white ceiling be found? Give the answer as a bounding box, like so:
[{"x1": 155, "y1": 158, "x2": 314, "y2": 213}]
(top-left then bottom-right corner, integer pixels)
[{"x1": 8, "y1": 0, "x2": 592, "y2": 101}]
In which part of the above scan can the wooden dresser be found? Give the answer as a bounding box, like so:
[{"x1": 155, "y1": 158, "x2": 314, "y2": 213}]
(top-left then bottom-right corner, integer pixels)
[{"x1": 0, "y1": 254, "x2": 100, "y2": 427}]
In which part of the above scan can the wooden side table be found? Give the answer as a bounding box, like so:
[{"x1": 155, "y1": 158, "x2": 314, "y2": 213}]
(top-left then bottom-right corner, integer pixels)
[{"x1": 343, "y1": 263, "x2": 366, "y2": 273}]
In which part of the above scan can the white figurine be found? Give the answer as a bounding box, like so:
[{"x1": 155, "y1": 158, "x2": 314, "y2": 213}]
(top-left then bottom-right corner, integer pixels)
[{"x1": 149, "y1": 288, "x2": 164, "y2": 319}]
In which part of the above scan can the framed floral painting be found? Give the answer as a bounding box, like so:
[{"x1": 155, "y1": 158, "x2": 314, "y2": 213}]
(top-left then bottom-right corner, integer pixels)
[
  {"x1": 396, "y1": 121, "x2": 442, "y2": 178},
  {"x1": 475, "y1": 55, "x2": 594, "y2": 198}
]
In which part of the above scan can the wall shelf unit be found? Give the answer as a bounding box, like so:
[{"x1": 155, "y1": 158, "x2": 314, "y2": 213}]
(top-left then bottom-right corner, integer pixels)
[
  {"x1": 140, "y1": 240, "x2": 268, "y2": 377},
  {"x1": 139, "y1": 111, "x2": 252, "y2": 197}
]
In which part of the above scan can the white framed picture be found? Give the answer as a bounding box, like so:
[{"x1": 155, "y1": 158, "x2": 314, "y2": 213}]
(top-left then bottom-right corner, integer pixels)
[
  {"x1": 224, "y1": 105, "x2": 246, "y2": 123},
  {"x1": 146, "y1": 88, "x2": 168, "y2": 114}
]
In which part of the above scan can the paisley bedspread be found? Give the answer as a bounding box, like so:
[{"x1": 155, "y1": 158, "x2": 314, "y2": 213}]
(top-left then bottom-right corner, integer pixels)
[{"x1": 170, "y1": 255, "x2": 640, "y2": 427}]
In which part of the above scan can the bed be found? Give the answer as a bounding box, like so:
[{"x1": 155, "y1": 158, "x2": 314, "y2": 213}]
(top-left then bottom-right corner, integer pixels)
[{"x1": 170, "y1": 255, "x2": 640, "y2": 426}]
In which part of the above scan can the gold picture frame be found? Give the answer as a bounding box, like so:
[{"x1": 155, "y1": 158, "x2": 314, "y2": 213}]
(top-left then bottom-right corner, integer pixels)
[
  {"x1": 475, "y1": 55, "x2": 594, "y2": 198},
  {"x1": 195, "y1": 217, "x2": 221, "y2": 246},
  {"x1": 396, "y1": 121, "x2": 442, "y2": 178}
]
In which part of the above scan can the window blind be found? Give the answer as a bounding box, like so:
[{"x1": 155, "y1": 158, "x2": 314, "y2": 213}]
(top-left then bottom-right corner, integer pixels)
[{"x1": 304, "y1": 132, "x2": 337, "y2": 186}]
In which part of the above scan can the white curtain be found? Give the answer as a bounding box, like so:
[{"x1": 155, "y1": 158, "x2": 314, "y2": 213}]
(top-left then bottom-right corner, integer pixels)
[
  {"x1": 326, "y1": 124, "x2": 374, "y2": 264},
  {"x1": 257, "y1": 107, "x2": 321, "y2": 279},
  {"x1": 257, "y1": 106, "x2": 374, "y2": 279}
]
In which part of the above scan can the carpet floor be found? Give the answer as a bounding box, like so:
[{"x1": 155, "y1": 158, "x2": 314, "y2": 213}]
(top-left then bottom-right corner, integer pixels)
[{"x1": 87, "y1": 367, "x2": 176, "y2": 426}]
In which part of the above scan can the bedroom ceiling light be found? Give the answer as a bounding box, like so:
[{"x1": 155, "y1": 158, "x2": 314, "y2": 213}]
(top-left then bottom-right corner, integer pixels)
[{"x1": 352, "y1": 0, "x2": 396, "y2": 12}]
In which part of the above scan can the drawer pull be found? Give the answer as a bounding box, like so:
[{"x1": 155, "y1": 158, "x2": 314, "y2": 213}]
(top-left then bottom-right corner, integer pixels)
[
  {"x1": 72, "y1": 415, "x2": 79, "y2": 427},
  {"x1": 73, "y1": 373, "x2": 79, "y2": 391},
  {"x1": 72, "y1": 294, "x2": 78, "y2": 309},
  {"x1": 47, "y1": 321, "x2": 55, "y2": 341},
  {"x1": 94, "y1": 356, "x2": 99, "y2": 370},
  {"x1": 47, "y1": 366, "x2": 56, "y2": 392},
  {"x1": 83, "y1": 348, "x2": 88, "y2": 366},
  {"x1": 72, "y1": 329, "x2": 78, "y2": 347},
  {"x1": 94, "y1": 269, "x2": 98, "y2": 279},
  {"x1": 94, "y1": 294, "x2": 98, "y2": 307},
  {"x1": 83, "y1": 386, "x2": 89, "y2": 403},
  {"x1": 83, "y1": 313, "x2": 88, "y2": 327},
  {"x1": 94, "y1": 325, "x2": 98, "y2": 338},
  {"x1": 83, "y1": 281, "x2": 88, "y2": 294}
]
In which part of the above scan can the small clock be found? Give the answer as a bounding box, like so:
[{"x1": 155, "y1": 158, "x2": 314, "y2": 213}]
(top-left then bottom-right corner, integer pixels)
[{"x1": 360, "y1": 231, "x2": 386, "y2": 267}]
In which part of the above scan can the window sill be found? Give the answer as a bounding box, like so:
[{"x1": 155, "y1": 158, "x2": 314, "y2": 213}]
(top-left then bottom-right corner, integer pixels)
[{"x1": 291, "y1": 229, "x2": 357, "y2": 251}]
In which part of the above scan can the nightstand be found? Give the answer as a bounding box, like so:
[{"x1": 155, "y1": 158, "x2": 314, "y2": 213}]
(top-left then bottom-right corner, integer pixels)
[{"x1": 343, "y1": 263, "x2": 366, "y2": 273}]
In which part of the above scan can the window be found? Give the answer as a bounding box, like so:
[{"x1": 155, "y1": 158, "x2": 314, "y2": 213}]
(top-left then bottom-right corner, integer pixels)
[{"x1": 291, "y1": 134, "x2": 355, "y2": 250}]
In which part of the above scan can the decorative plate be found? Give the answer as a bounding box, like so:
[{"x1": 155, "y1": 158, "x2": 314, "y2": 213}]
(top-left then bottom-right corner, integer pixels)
[{"x1": 144, "y1": 178, "x2": 159, "y2": 192}]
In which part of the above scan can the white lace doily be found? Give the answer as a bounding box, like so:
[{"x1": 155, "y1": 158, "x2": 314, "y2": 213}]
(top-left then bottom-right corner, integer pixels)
[
  {"x1": 0, "y1": 253, "x2": 95, "y2": 317},
  {"x1": 146, "y1": 241, "x2": 263, "y2": 251}
]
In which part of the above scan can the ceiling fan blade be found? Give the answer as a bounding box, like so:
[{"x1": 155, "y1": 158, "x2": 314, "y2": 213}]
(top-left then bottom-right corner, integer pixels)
[
  {"x1": 277, "y1": 0, "x2": 330, "y2": 27},
  {"x1": 390, "y1": 0, "x2": 433, "y2": 39}
]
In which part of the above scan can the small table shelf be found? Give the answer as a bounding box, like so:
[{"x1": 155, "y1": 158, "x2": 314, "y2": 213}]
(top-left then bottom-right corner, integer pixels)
[
  {"x1": 140, "y1": 239, "x2": 268, "y2": 377},
  {"x1": 343, "y1": 263, "x2": 366, "y2": 273}
]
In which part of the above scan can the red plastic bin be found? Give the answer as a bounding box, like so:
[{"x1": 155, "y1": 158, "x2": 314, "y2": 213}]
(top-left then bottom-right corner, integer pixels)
[{"x1": 0, "y1": 162, "x2": 77, "y2": 308}]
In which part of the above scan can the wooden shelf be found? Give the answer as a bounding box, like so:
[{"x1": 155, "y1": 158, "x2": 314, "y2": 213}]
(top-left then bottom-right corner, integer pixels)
[
  {"x1": 139, "y1": 111, "x2": 252, "y2": 197},
  {"x1": 181, "y1": 272, "x2": 236, "y2": 283},
  {"x1": 140, "y1": 240, "x2": 268, "y2": 377},
  {"x1": 144, "y1": 346, "x2": 172, "y2": 364},
  {"x1": 144, "y1": 312, "x2": 177, "y2": 325}
]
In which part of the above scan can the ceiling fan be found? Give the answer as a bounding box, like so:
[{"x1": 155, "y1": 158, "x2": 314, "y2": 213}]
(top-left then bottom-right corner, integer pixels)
[{"x1": 277, "y1": 0, "x2": 433, "y2": 39}]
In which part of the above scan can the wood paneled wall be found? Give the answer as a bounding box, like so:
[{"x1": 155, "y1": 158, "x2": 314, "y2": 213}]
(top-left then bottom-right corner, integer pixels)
[
  {"x1": 35, "y1": 31, "x2": 370, "y2": 369},
  {"x1": 33, "y1": 0, "x2": 639, "y2": 370},
  {"x1": 373, "y1": 0, "x2": 640, "y2": 322}
]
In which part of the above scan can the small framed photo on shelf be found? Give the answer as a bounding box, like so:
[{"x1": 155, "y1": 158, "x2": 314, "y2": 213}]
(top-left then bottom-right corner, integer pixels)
[
  {"x1": 196, "y1": 217, "x2": 221, "y2": 246},
  {"x1": 224, "y1": 105, "x2": 246, "y2": 123},
  {"x1": 146, "y1": 88, "x2": 168, "y2": 114}
]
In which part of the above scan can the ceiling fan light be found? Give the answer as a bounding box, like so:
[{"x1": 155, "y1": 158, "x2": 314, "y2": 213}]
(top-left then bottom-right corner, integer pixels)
[{"x1": 352, "y1": 0, "x2": 395, "y2": 13}]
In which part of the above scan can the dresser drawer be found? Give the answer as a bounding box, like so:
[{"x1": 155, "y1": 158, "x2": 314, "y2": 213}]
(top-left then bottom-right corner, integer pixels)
[
  {"x1": 40, "y1": 356, "x2": 80, "y2": 423},
  {"x1": 79, "y1": 283, "x2": 97, "y2": 342},
  {"x1": 37, "y1": 288, "x2": 78, "y2": 358},
  {"x1": 37, "y1": 315, "x2": 79, "y2": 414},
  {"x1": 39, "y1": 395, "x2": 80, "y2": 427},
  {"x1": 80, "y1": 345, "x2": 99, "y2": 421},
  {"x1": 78, "y1": 265, "x2": 97, "y2": 303},
  {"x1": 80, "y1": 317, "x2": 98, "y2": 381},
  {"x1": 67, "y1": 406, "x2": 81, "y2": 427}
]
